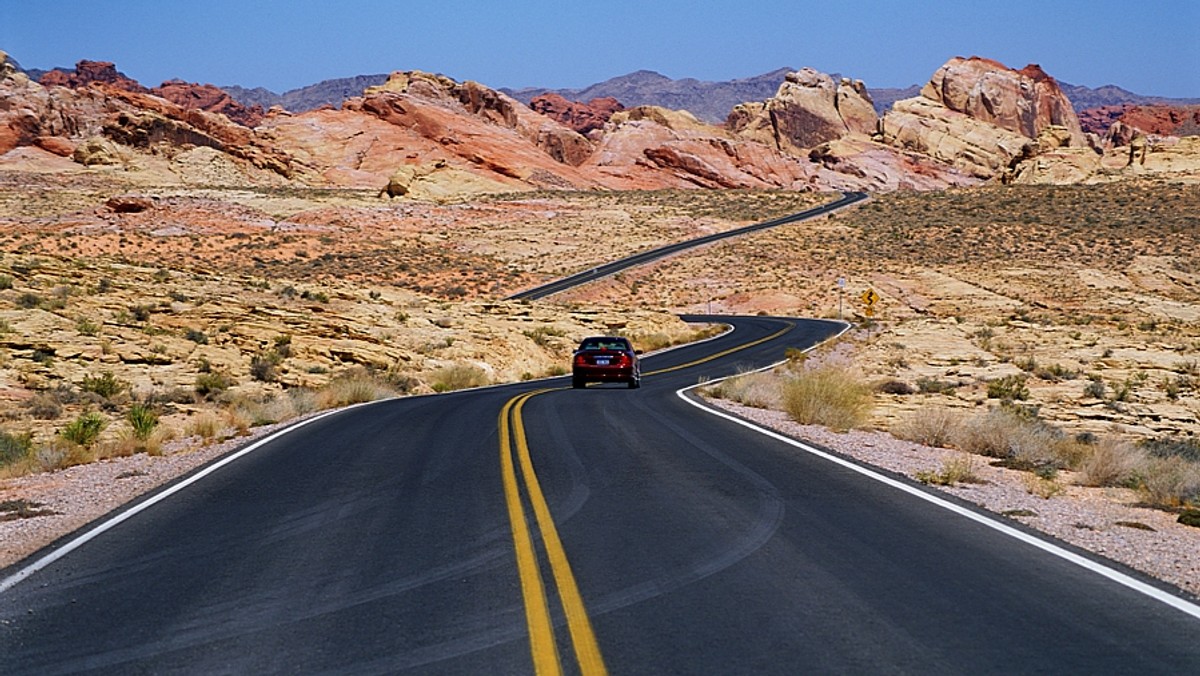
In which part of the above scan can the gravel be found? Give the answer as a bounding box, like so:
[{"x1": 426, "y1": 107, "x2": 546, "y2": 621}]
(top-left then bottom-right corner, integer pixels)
[
  {"x1": 706, "y1": 398, "x2": 1200, "y2": 599},
  {"x1": 3, "y1": 402, "x2": 1199, "y2": 603}
]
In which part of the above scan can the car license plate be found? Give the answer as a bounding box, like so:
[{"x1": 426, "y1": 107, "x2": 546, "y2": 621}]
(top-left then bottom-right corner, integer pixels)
[{"x1": 595, "y1": 358, "x2": 610, "y2": 365}]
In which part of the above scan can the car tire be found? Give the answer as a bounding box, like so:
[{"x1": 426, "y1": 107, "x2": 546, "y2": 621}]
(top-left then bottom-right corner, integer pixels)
[
  {"x1": 628, "y1": 377, "x2": 640, "y2": 389},
  {"x1": 572, "y1": 377, "x2": 585, "y2": 389}
]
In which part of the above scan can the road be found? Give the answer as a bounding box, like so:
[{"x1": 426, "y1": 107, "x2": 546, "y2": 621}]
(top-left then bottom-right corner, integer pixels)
[
  {"x1": 506, "y1": 192, "x2": 868, "y2": 301},
  {"x1": 2, "y1": 315, "x2": 1198, "y2": 674}
]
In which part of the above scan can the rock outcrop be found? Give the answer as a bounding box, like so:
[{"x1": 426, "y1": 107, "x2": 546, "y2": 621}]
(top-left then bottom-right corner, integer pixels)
[
  {"x1": 151, "y1": 80, "x2": 265, "y2": 127},
  {"x1": 585, "y1": 106, "x2": 824, "y2": 190},
  {"x1": 530, "y1": 94, "x2": 624, "y2": 135},
  {"x1": 880, "y1": 57, "x2": 1087, "y2": 178},
  {"x1": 726, "y1": 68, "x2": 878, "y2": 153},
  {"x1": 39, "y1": 60, "x2": 148, "y2": 93}
]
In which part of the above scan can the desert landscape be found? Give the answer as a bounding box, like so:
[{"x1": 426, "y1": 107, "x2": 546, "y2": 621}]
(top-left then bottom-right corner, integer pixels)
[{"x1": 1, "y1": 48, "x2": 1198, "y2": 596}]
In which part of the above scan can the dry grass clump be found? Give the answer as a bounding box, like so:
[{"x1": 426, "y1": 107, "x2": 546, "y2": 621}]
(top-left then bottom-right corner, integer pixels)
[
  {"x1": 1076, "y1": 437, "x2": 1145, "y2": 487},
  {"x1": 915, "y1": 453, "x2": 982, "y2": 486},
  {"x1": 705, "y1": 370, "x2": 781, "y2": 409},
  {"x1": 950, "y1": 408, "x2": 1062, "y2": 467},
  {"x1": 890, "y1": 406, "x2": 1200, "y2": 511},
  {"x1": 781, "y1": 364, "x2": 873, "y2": 431},
  {"x1": 893, "y1": 407, "x2": 962, "y2": 448},
  {"x1": 430, "y1": 363, "x2": 490, "y2": 393},
  {"x1": 316, "y1": 371, "x2": 396, "y2": 408}
]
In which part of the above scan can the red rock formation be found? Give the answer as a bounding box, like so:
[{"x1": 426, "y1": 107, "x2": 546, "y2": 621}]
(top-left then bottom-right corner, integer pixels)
[
  {"x1": 920, "y1": 56, "x2": 1084, "y2": 143},
  {"x1": 530, "y1": 94, "x2": 624, "y2": 135},
  {"x1": 39, "y1": 60, "x2": 148, "y2": 93},
  {"x1": 151, "y1": 80, "x2": 265, "y2": 127}
]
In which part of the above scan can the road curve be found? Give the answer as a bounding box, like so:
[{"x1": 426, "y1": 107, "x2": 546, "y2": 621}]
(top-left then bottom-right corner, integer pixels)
[
  {"x1": 2, "y1": 315, "x2": 1198, "y2": 674},
  {"x1": 506, "y1": 191, "x2": 867, "y2": 301}
]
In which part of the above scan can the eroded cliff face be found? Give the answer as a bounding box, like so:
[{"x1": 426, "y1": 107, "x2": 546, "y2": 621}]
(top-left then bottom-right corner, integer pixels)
[
  {"x1": 726, "y1": 68, "x2": 878, "y2": 153},
  {"x1": 879, "y1": 56, "x2": 1088, "y2": 178},
  {"x1": 3, "y1": 51, "x2": 1196, "y2": 196}
]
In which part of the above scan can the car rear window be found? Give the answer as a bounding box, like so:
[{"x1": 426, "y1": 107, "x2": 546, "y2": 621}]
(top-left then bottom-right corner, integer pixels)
[{"x1": 580, "y1": 338, "x2": 630, "y2": 351}]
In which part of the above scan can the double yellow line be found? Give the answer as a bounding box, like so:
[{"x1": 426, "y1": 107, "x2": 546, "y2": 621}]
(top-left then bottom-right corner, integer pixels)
[
  {"x1": 499, "y1": 389, "x2": 607, "y2": 676},
  {"x1": 497, "y1": 321, "x2": 793, "y2": 673}
]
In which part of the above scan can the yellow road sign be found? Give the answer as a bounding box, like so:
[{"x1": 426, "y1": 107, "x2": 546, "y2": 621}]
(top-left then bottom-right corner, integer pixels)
[{"x1": 861, "y1": 288, "x2": 879, "y2": 306}]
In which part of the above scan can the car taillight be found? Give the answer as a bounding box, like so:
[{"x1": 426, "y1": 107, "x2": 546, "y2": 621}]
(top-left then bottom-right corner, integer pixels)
[
  {"x1": 614, "y1": 353, "x2": 629, "y2": 366},
  {"x1": 574, "y1": 354, "x2": 587, "y2": 366}
]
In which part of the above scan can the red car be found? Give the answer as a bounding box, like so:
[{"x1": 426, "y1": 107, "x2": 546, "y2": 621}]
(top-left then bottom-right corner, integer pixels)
[{"x1": 571, "y1": 336, "x2": 641, "y2": 389}]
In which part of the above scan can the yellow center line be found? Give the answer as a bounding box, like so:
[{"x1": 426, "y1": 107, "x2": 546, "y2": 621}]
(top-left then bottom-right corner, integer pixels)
[
  {"x1": 501, "y1": 389, "x2": 608, "y2": 676},
  {"x1": 643, "y1": 323, "x2": 794, "y2": 377},
  {"x1": 498, "y1": 323, "x2": 792, "y2": 673},
  {"x1": 499, "y1": 392, "x2": 562, "y2": 675}
]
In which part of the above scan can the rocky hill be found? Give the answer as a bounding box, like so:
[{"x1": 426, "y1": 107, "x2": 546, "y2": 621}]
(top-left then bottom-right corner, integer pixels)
[
  {"x1": 504, "y1": 68, "x2": 795, "y2": 124},
  {"x1": 222, "y1": 74, "x2": 390, "y2": 113},
  {"x1": 3, "y1": 50, "x2": 1197, "y2": 198}
]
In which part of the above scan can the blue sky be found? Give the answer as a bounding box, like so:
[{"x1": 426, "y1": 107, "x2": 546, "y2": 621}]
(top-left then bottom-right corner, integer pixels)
[{"x1": 2, "y1": 0, "x2": 1197, "y2": 97}]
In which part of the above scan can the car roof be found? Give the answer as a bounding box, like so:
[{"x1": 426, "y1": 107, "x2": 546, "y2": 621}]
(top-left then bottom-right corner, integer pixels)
[{"x1": 579, "y1": 336, "x2": 631, "y2": 349}]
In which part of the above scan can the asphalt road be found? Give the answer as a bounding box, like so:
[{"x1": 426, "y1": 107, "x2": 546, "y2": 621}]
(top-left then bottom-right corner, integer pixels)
[
  {"x1": 2, "y1": 315, "x2": 1198, "y2": 674},
  {"x1": 506, "y1": 192, "x2": 868, "y2": 301}
]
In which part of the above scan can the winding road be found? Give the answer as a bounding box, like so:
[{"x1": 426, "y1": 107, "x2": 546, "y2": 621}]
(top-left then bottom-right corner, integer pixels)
[{"x1": 3, "y1": 193, "x2": 1199, "y2": 673}]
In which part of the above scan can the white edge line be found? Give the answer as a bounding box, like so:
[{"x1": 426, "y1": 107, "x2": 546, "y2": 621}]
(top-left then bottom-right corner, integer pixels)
[
  {"x1": 0, "y1": 319, "x2": 738, "y2": 594},
  {"x1": 0, "y1": 400, "x2": 380, "y2": 594},
  {"x1": 675, "y1": 322, "x2": 1200, "y2": 623}
]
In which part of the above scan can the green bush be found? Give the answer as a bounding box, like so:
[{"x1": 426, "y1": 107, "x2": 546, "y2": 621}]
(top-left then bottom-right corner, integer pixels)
[
  {"x1": 987, "y1": 374, "x2": 1030, "y2": 401},
  {"x1": 81, "y1": 371, "x2": 127, "y2": 399},
  {"x1": 126, "y1": 403, "x2": 159, "y2": 441},
  {"x1": 780, "y1": 365, "x2": 873, "y2": 431},
  {"x1": 60, "y1": 412, "x2": 106, "y2": 447},
  {"x1": 0, "y1": 429, "x2": 34, "y2": 467},
  {"x1": 195, "y1": 371, "x2": 233, "y2": 398},
  {"x1": 250, "y1": 350, "x2": 283, "y2": 382}
]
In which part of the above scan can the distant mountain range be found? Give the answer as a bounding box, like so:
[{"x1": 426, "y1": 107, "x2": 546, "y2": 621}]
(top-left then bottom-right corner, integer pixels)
[{"x1": 13, "y1": 56, "x2": 1197, "y2": 121}]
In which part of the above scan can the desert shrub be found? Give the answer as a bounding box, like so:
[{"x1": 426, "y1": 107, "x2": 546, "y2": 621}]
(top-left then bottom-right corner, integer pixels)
[
  {"x1": 250, "y1": 350, "x2": 283, "y2": 382},
  {"x1": 952, "y1": 408, "x2": 1060, "y2": 466},
  {"x1": 780, "y1": 365, "x2": 873, "y2": 431},
  {"x1": 916, "y1": 377, "x2": 957, "y2": 394},
  {"x1": 273, "y1": 334, "x2": 293, "y2": 358},
  {"x1": 986, "y1": 374, "x2": 1030, "y2": 401},
  {"x1": 1140, "y1": 436, "x2": 1200, "y2": 463},
  {"x1": 80, "y1": 371, "x2": 127, "y2": 399},
  {"x1": 76, "y1": 317, "x2": 100, "y2": 336},
  {"x1": 893, "y1": 407, "x2": 962, "y2": 448},
  {"x1": 184, "y1": 328, "x2": 209, "y2": 344},
  {"x1": 230, "y1": 394, "x2": 295, "y2": 426},
  {"x1": 126, "y1": 403, "x2": 159, "y2": 440},
  {"x1": 1076, "y1": 437, "x2": 1145, "y2": 487},
  {"x1": 524, "y1": 326, "x2": 566, "y2": 347},
  {"x1": 25, "y1": 392, "x2": 64, "y2": 420},
  {"x1": 128, "y1": 304, "x2": 153, "y2": 322},
  {"x1": 0, "y1": 274, "x2": 12, "y2": 290},
  {"x1": 430, "y1": 364, "x2": 490, "y2": 393},
  {"x1": 186, "y1": 412, "x2": 225, "y2": 440},
  {"x1": 0, "y1": 429, "x2": 33, "y2": 467},
  {"x1": 195, "y1": 371, "x2": 234, "y2": 398},
  {"x1": 916, "y1": 454, "x2": 982, "y2": 486},
  {"x1": 1083, "y1": 376, "x2": 1107, "y2": 399},
  {"x1": 705, "y1": 371, "x2": 780, "y2": 409},
  {"x1": 875, "y1": 379, "x2": 914, "y2": 395},
  {"x1": 1137, "y1": 456, "x2": 1200, "y2": 509},
  {"x1": 60, "y1": 411, "x2": 106, "y2": 447},
  {"x1": 318, "y1": 370, "x2": 396, "y2": 408},
  {"x1": 16, "y1": 292, "x2": 42, "y2": 309}
]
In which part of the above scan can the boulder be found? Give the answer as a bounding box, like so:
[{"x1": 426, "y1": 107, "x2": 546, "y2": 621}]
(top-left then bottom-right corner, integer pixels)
[
  {"x1": 880, "y1": 57, "x2": 1086, "y2": 178},
  {"x1": 727, "y1": 68, "x2": 878, "y2": 154},
  {"x1": 530, "y1": 93, "x2": 623, "y2": 135}
]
